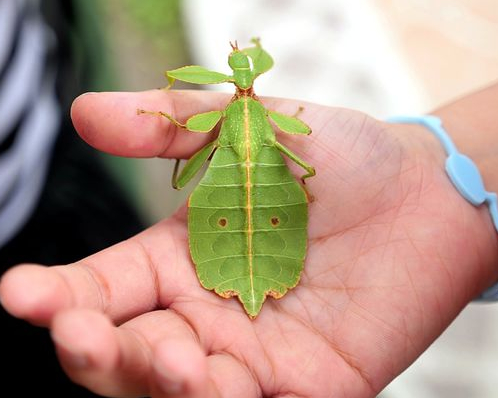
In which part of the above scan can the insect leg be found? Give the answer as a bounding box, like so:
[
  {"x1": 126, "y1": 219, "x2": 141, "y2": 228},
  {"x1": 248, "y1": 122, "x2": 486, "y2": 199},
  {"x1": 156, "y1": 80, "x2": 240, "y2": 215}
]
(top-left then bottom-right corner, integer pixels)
[
  {"x1": 137, "y1": 109, "x2": 186, "y2": 129},
  {"x1": 138, "y1": 109, "x2": 223, "y2": 133},
  {"x1": 172, "y1": 140, "x2": 218, "y2": 189},
  {"x1": 268, "y1": 110, "x2": 311, "y2": 135},
  {"x1": 291, "y1": 106, "x2": 304, "y2": 118},
  {"x1": 274, "y1": 141, "x2": 315, "y2": 184}
]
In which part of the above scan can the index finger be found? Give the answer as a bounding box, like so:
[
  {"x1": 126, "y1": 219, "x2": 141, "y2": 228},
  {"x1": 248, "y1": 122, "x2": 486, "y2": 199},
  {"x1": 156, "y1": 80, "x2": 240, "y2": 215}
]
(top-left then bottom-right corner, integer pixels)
[{"x1": 0, "y1": 217, "x2": 193, "y2": 326}]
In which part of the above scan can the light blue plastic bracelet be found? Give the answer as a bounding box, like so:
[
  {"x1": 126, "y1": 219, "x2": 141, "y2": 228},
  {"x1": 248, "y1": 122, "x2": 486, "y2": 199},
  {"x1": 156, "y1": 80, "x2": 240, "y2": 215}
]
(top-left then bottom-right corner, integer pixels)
[{"x1": 387, "y1": 115, "x2": 498, "y2": 301}]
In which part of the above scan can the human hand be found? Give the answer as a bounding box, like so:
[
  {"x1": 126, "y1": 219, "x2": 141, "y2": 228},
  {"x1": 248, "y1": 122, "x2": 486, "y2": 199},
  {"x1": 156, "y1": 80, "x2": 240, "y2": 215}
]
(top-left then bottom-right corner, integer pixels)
[{"x1": 1, "y1": 90, "x2": 496, "y2": 397}]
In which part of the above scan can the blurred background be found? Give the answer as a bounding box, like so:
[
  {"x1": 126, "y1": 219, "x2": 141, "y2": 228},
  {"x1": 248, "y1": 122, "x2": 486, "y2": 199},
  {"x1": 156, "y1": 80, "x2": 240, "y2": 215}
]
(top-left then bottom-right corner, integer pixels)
[
  {"x1": 100, "y1": 0, "x2": 498, "y2": 223},
  {"x1": 2, "y1": 0, "x2": 495, "y2": 396},
  {"x1": 97, "y1": 1, "x2": 498, "y2": 396}
]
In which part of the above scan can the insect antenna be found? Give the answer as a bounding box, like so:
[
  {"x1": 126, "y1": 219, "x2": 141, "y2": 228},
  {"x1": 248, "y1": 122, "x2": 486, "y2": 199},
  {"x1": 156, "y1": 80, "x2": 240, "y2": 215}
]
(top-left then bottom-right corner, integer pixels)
[{"x1": 229, "y1": 40, "x2": 239, "y2": 50}]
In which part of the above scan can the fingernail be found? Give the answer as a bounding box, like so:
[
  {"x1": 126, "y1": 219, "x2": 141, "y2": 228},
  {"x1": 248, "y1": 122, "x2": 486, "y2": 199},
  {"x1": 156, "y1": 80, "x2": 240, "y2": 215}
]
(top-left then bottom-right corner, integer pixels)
[
  {"x1": 57, "y1": 344, "x2": 89, "y2": 369},
  {"x1": 161, "y1": 380, "x2": 183, "y2": 395},
  {"x1": 52, "y1": 334, "x2": 89, "y2": 369},
  {"x1": 66, "y1": 351, "x2": 89, "y2": 369},
  {"x1": 155, "y1": 364, "x2": 183, "y2": 394}
]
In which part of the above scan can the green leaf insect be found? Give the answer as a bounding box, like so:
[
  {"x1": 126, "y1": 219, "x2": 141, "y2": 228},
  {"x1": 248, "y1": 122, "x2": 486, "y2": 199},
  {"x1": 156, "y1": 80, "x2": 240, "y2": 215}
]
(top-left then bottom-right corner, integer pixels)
[{"x1": 138, "y1": 38, "x2": 315, "y2": 318}]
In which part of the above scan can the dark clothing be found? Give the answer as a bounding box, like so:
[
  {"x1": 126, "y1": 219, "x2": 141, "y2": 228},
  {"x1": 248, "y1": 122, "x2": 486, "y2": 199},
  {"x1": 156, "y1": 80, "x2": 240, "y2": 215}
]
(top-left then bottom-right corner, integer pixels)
[{"x1": 0, "y1": 1, "x2": 144, "y2": 396}]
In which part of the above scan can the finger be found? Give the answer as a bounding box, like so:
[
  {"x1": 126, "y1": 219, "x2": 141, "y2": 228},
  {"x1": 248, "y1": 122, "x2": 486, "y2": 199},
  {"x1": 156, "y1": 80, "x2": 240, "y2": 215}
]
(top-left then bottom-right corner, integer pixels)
[
  {"x1": 0, "y1": 218, "x2": 190, "y2": 326},
  {"x1": 71, "y1": 90, "x2": 230, "y2": 159},
  {"x1": 52, "y1": 308, "x2": 207, "y2": 397},
  {"x1": 70, "y1": 90, "x2": 318, "y2": 160},
  {"x1": 151, "y1": 342, "x2": 261, "y2": 397},
  {"x1": 0, "y1": 264, "x2": 76, "y2": 326},
  {"x1": 51, "y1": 309, "x2": 126, "y2": 396},
  {"x1": 205, "y1": 353, "x2": 261, "y2": 398},
  {"x1": 0, "y1": 239, "x2": 158, "y2": 326}
]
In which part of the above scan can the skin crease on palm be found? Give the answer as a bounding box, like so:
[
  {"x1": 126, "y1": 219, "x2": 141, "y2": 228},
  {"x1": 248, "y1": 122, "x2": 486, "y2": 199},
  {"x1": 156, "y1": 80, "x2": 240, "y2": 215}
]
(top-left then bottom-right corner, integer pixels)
[{"x1": 1, "y1": 89, "x2": 497, "y2": 398}]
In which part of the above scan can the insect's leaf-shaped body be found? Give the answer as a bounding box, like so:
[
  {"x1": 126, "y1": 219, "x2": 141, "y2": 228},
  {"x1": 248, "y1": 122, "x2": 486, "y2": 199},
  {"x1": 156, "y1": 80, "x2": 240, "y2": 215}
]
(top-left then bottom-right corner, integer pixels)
[{"x1": 188, "y1": 97, "x2": 308, "y2": 317}]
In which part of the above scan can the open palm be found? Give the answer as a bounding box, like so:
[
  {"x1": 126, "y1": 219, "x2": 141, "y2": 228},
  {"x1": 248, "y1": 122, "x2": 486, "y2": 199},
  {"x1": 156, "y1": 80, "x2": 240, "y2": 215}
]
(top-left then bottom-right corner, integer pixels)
[{"x1": 1, "y1": 90, "x2": 496, "y2": 398}]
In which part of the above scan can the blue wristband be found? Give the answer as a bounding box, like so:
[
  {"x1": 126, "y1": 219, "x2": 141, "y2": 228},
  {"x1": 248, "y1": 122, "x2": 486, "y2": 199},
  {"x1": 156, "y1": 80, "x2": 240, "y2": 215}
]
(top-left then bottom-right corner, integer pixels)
[{"x1": 387, "y1": 115, "x2": 498, "y2": 301}]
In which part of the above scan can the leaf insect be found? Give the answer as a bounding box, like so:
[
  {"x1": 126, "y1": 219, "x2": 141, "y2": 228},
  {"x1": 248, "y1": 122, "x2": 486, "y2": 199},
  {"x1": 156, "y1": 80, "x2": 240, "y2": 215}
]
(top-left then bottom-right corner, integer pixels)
[{"x1": 138, "y1": 38, "x2": 315, "y2": 318}]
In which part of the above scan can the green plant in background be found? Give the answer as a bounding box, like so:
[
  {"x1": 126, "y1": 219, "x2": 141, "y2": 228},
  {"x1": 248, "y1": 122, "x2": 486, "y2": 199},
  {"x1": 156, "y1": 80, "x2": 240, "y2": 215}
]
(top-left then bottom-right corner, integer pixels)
[
  {"x1": 121, "y1": 0, "x2": 189, "y2": 67},
  {"x1": 139, "y1": 39, "x2": 315, "y2": 318},
  {"x1": 76, "y1": 0, "x2": 190, "y2": 218}
]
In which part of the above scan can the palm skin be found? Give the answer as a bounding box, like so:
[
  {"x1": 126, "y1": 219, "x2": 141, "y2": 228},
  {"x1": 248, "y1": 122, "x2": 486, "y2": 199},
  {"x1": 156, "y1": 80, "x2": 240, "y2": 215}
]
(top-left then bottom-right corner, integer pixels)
[{"x1": 1, "y1": 90, "x2": 497, "y2": 398}]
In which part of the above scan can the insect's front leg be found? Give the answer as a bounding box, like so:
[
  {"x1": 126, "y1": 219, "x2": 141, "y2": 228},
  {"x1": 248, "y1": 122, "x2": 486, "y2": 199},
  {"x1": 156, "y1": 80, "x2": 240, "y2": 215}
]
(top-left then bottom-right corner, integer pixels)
[
  {"x1": 137, "y1": 109, "x2": 224, "y2": 133},
  {"x1": 137, "y1": 109, "x2": 186, "y2": 129},
  {"x1": 267, "y1": 110, "x2": 311, "y2": 135}
]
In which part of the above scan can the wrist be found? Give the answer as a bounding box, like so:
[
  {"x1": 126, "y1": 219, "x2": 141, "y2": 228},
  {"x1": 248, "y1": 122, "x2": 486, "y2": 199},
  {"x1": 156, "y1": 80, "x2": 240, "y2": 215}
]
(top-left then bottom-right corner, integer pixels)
[
  {"x1": 432, "y1": 84, "x2": 498, "y2": 194},
  {"x1": 386, "y1": 121, "x2": 445, "y2": 163},
  {"x1": 384, "y1": 117, "x2": 498, "y2": 300}
]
